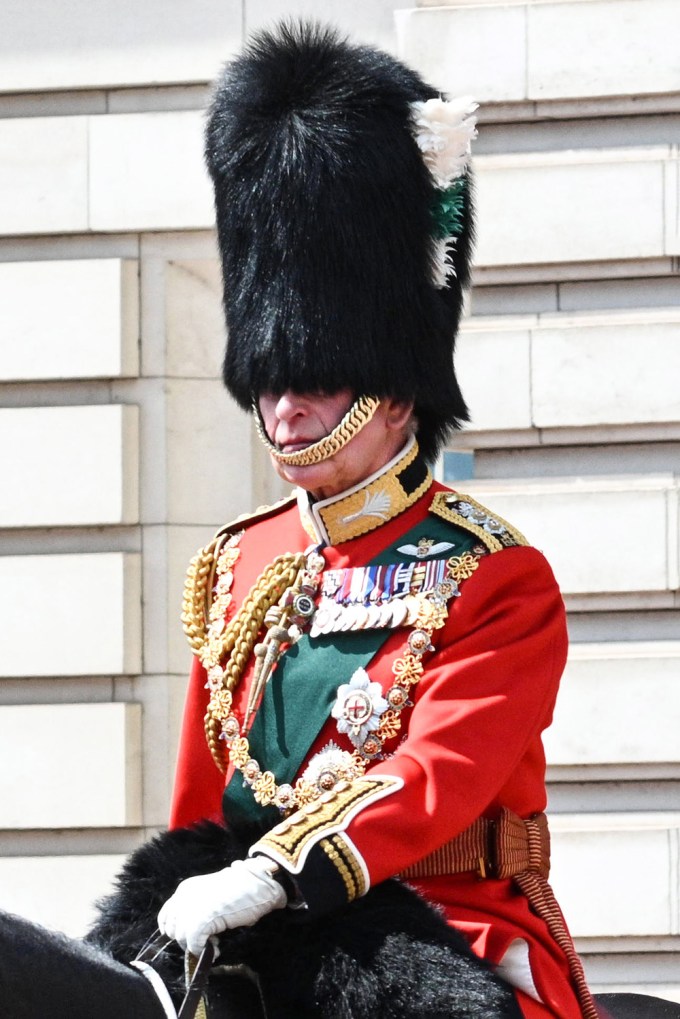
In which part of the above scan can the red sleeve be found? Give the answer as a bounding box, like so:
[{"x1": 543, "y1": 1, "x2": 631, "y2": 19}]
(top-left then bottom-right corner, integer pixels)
[
  {"x1": 349, "y1": 544, "x2": 568, "y2": 882},
  {"x1": 169, "y1": 655, "x2": 226, "y2": 829}
]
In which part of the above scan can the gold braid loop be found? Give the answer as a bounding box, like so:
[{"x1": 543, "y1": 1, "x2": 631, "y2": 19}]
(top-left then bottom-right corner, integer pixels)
[
  {"x1": 181, "y1": 535, "x2": 225, "y2": 652},
  {"x1": 253, "y1": 395, "x2": 380, "y2": 466},
  {"x1": 203, "y1": 551, "x2": 306, "y2": 772}
]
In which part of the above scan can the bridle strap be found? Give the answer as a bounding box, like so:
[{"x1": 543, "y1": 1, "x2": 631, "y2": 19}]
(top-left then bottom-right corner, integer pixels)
[
  {"x1": 133, "y1": 934, "x2": 214, "y2": 1019},
  {"x1": 179, "y1": 944, "x2": 215, "y2": 1019}
]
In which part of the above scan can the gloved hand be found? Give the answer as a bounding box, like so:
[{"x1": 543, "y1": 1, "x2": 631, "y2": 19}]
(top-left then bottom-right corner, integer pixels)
[{"x1": 157, "y1": 855, "x2": 288, "y2": 957}]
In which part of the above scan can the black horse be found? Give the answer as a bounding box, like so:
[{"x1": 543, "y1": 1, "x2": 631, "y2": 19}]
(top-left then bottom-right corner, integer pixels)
[{"x1": 0, "y1": 822, "x2": 678, "y2": 1019}]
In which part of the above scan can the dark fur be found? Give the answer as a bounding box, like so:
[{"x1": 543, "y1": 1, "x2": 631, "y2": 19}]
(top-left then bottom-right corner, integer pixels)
[
  {"x1": 87, "y1": 820, "x2": 520, "y2": 1018},
  {"x1": 1, "y1": 825, "x2": 676, "y2": 1018},
  {"x1": 0, "y1": 909, "x2": 164, "y2": 1019},
  {"x1": 205, "y1": 21, "x2": 473, "y2": 462}
]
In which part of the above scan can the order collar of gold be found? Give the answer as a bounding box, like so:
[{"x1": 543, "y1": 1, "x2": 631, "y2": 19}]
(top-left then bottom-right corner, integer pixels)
[
  {"x1": 211, "y1": 551, "x2": 480, "y2": 814},
  {"x1": 297, "y1": 436, "x2": 432, "y2": 546}
]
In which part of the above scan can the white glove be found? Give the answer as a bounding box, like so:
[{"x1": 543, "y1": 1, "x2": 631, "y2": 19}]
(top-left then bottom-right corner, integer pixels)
[{"x1": 157, "y1": 856, "x2": 288, "y2": 957}]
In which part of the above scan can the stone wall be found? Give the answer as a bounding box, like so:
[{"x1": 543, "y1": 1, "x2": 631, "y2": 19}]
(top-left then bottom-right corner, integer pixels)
[{"x1": 0, "y1": 0, "x2": 678, "y2": 1000}]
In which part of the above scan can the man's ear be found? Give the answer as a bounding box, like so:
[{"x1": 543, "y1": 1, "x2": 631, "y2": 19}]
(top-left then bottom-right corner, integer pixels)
[{"x1": 383, "y1": 399, "x2": 416, "y2": 432}]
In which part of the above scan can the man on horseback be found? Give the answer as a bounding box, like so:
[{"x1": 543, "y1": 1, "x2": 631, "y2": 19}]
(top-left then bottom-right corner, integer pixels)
[
  {"x1": 9, "y1": 20, "x2": 677, "y2": 1019},
  {"x1": 158, "y1": 21, "x2": 595, "y2": 1019}
]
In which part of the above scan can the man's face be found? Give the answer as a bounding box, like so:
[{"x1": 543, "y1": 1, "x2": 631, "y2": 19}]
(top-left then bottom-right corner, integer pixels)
[{"x1": 257, "y1": 389, "x2": 414, "y2": 500}]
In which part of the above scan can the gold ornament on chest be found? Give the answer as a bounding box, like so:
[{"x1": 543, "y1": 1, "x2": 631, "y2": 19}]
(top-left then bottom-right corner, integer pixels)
[{"x1": 189, "y1": 531, "x2": 483, "y2": 814}]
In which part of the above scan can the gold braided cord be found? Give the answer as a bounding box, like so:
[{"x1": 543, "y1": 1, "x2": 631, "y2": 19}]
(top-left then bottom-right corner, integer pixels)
[
  {"x1": 181, "y1": 498, "x2": 298, "y2": 653},
  {"x1": 202, "y1": 551, "x2": 306, "y2": 771},
  {"x1": 253, "y1": 395, "x2": 380, "y2": 466},
  {"x1": 514, "y1": 872, "x2": 599, "y2": 1019},
  {"x1": 181, "y1": 534, "x2": 225, "y2": 652}
]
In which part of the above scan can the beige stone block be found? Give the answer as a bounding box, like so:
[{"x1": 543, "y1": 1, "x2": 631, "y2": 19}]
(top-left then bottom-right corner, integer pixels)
[
  {"x1": 531, "y1": 309, "x2": 680, "y2": 428},
  {"x1": 0, "y1": 703, "x2": 142, "y2": 829},
  {"x1": 166, "y1": 379, "x2": 254, "y2": 524},
  {"x1": 546, "y1": 642, "x2": 680, "y2": 767},
  {"x1": 395, "y1": 6, "x2": 526, "y2": 100},
  {"x1": 463, "y1": 476, "x2": 676, "y2": 595},
  {"x1": 456, "y1": 317, "x2": 532, "y2": 431},
  {"x1": 398, "y1": 1, "x2": 680, "y2": 104},
  {"x1": 0, "y1": 259, "x2": 138, "y2": 381},
  {"x1": 247, "y1": 0, "x2": 399, "y2": 49},
  {"x1": 89, "y1": 111, "x2": 213, "y2": 232},
  {"x1": 550, "y1": 814, "x2": 680, "y2": 937},
  {"x1": 0, "y1": 0, "x2": 240, "y2": 92},
  {"x1": 165, "y1": 259, "x2": 225, "y2": 378},
  {"x1": 475, "y1": 149, "x2": 668, "y2": 267},
  {"x1": 138, "y1": 233, "x2": 220, "y2": 379},
  {"x1": 528, "y1": 0, "x2": 680, "y2": 101},
  {"x1": 0, "y1": 854, "x2": 126, "y2": 937},
  {"x1": 0, "y1": 553, "x2": 141, "y2": 677},
  {"x1": 0, "y1": 405, "x2": 139, "y2": 527},
  {"x1": 666, "y1": 152, "x2": 680, "y2": 256},
  {"x1": 0, "y1": 117, "x2": 88, "y2": 235},
  {"x1": 119, "y1": 670, "x2": 190, "y2": 824}
]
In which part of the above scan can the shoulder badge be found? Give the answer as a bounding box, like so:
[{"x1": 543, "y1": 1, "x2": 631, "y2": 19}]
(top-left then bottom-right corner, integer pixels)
[
  {"x1": 213, "y1": 493, "x2": 298, "y2": 543},
  {"x1": 429, "y1": 491, "x2": 528, "y2": 553},
  {"x1": 181, "y1": 495, "x2": 297, "y2": 652}
]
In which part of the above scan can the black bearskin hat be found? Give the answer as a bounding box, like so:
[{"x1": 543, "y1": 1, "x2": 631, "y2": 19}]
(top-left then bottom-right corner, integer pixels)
[{"x1": 205, "y1": 21, "x2": 475, "y2": 462}]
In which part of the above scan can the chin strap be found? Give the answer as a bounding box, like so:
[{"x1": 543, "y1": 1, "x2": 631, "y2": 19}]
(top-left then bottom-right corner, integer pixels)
[{"x1": 252, "y1": 395, "x2": 380, "y2": 466}]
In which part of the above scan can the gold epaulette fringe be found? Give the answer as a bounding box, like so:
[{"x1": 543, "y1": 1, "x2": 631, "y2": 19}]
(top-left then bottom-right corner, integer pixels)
[{"x1": 181, "y1": 495, "x2": 296, "y2": 652}]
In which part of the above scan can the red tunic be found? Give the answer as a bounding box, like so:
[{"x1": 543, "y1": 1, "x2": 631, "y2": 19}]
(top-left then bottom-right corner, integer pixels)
[{"x1": 171, "y1": 474, "x2": 583, "y2": 1018}]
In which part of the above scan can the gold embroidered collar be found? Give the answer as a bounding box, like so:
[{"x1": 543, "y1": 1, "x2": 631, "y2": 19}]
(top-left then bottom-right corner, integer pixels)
[{"x1": 296, "y1": 436, "x2": 432, "y2": 546}]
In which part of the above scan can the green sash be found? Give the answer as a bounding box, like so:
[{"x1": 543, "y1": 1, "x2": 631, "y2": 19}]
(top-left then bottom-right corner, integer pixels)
[{"x1": 223, "y1": 513, "x2": 476, "y2": 823}]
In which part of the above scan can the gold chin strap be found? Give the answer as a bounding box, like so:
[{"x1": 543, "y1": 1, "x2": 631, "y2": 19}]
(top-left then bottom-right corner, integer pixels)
[{"x1": 252, "y1": 395, "x2": 381, "y2": 467}]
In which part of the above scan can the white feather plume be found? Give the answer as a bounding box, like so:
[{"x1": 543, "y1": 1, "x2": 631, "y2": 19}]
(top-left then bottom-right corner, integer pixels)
[{"x1": 411, "y1": 96, "x2": 478, "y2": 190}]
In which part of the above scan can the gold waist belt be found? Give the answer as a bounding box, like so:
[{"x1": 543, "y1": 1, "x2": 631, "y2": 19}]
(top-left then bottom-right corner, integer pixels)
[
  {"x1": 399, "y1": 807, "x2": 550, "y2": 882},
  {"x1": 400, "y1": 807, "x2": 598, "y2": 1019}
]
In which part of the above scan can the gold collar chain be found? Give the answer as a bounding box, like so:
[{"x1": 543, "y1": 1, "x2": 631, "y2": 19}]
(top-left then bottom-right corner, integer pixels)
[{"x1": 201, "y1": 539, "x2": 482, "y2": 815}]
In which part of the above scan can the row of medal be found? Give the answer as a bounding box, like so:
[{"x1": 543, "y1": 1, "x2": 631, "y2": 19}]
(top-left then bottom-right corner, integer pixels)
[{"x1": 309, "y1": 558, "x2": 454, "y2": 637}]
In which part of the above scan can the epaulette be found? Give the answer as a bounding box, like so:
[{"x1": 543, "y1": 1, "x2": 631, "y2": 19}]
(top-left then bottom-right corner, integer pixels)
[
  {"x1": 212, "y1": 493, "x2": 298, "y2": 542},
  {"x1": 429, "y1": 491, "x2": 528, "y2": 553},
  {"x1": 181, "y1": 494, "x2": 296, "y2": 652}
]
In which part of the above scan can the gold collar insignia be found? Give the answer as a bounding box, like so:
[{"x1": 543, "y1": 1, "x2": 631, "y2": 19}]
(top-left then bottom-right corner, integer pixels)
[{"x1": 297, "y1": 437, "x2": 432, "y2": 546}]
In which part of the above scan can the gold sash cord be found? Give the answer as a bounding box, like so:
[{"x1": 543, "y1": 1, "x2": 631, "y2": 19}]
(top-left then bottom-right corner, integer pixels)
[{"x1": 400, "y1": 808, "x2": 599, "y2": 1019}]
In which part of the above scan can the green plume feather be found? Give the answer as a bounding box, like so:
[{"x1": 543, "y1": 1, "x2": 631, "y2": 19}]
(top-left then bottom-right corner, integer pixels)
[{"x1": 432, "y1": 177, "x2": 467, "y2": 240}]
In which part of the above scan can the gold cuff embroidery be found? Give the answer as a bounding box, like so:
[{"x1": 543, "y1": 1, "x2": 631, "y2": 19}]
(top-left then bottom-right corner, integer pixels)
[
  {"x1": 252, "y1": 775, "x2": 402, "y2": 874},
  {"x1": 320, "y1": 834, "x2": 367, "y2": 900}
]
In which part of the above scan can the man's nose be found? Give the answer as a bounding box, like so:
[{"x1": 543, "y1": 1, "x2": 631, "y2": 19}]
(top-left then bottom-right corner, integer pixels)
[{"x1": 274, "y1": 392, "x2": 308, "y2": 420}]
